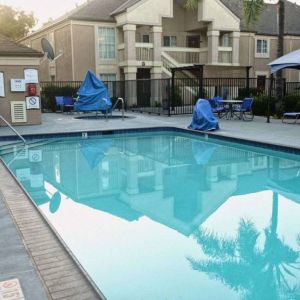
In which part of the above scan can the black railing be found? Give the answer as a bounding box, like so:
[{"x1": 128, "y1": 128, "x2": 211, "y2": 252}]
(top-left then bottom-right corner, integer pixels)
[{"x1": 40, "y1": 77, "x2": 300, "y2": 116}]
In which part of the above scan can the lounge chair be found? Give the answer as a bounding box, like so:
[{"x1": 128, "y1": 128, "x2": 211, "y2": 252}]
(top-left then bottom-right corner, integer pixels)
[
  {"x1": 233, "y1": 97, "x2": 254, "y2": 121},
  {"x1": 282, "y1": 112, "x2": 300, "y2": 124}
]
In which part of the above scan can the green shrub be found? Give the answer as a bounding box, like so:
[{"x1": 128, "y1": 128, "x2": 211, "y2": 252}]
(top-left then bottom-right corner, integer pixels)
[
  {"x1": 252, "y1": 95, "x2": 276, "y2": 116},
  {"x1": 283, "y1": 93, "x2": 300, "y2": 112},
  {"x1": 238, "y1": 87, "x2": 263, "y2": 99}
]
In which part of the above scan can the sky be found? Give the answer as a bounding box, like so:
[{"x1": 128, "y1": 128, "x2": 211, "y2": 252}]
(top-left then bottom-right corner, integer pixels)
[{"x1": 1, "y1": 0, "x2": 300, "y2": 29}]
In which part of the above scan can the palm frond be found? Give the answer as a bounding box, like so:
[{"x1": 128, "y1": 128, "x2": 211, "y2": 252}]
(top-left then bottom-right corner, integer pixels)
[
  {"x1": 243, "y1": 0, "x2": 265, "y2": 26},
  {"x1": 184, "y1": 0, "x2": 199, "y2": 10}
]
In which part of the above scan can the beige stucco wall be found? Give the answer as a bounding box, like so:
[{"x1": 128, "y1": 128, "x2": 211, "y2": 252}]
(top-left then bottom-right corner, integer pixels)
[
  {"x1": 72, "y1": 24, "x2": 96, "y2": 80},
  {"x1": 0, "y1": 61, "x2": 41, "y2": 126},
  {"x1": 29, "y1": 34, "x2": 51, "y2": 81},
  {"x1": 55, "y1": 25, "x2": 73, "y2": 80}
]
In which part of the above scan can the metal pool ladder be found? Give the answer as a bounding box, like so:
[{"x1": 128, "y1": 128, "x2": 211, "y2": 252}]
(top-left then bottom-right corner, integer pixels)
[
  {"x1": 0, "y1": 114, "x2": 26, "y2": 144},
  {"x1": 112, "y1": 97, "x2": 125, "y2": 121}
]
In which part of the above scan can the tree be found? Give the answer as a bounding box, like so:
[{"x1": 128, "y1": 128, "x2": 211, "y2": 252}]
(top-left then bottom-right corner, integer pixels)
[
  {"x1": 188, "y1": 219, "x2": 300, "y2": 299},
  {"x1": 0, "y1": 5, "x2": 36, "y2": 40}
]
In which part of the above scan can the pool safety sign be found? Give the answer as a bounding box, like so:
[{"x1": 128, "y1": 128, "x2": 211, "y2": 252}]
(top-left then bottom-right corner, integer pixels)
[
  {"x1": 11, "y1": 79, "x2": 26, "y2": 92},
  {"x1": 24, "y1": 68, "x2": 39, "y2": 83},
  {"x1": 0, "y1": 278, "x2": 25, "y2": 300},
  {"x1": 0, "y1": 72, "x2": 5, "y2": 97},
  {"x1": 26, "y1": 96, "x2": 40, "y2": 109},
  {"x1": 29, "y1": 149, "x2": 42, "y2": 162}
]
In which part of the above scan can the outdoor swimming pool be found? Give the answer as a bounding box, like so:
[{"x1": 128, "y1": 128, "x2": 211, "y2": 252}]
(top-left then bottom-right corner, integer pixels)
[{"x1": 1, "y1": 130, "x2": 300, "y2": 300}]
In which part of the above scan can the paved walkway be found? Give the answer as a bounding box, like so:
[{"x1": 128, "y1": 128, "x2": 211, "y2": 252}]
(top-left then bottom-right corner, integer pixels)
[{"x1": 0, "y1": 112, "x2": 299, "y2": 300}]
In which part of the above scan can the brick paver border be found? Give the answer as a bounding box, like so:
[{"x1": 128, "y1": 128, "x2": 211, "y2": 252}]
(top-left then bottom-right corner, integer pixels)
[{"x1": 0, "y1": 161, "x2": 105, "y2": 300}]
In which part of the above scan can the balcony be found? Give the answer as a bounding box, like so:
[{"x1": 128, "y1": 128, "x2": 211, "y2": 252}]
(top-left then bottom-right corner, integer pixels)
[
  {"x1": 118, "y1": 43, "x2": 154, "y2": 64},
  {"x1": 162, "y1": 47, "x2": 208, "y2": 65}
]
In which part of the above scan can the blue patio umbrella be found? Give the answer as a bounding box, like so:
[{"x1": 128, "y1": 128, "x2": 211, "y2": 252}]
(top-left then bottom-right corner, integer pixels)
[
  {"x1": 269, "y1": 49, "x2": 300, "y2": 74},
  {"x1": 267, "y1": 49, "x2": 300, "y2": 122}
]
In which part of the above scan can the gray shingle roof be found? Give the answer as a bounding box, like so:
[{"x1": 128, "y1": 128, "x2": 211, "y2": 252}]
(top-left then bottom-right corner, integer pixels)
[
  {"x1": 70, "y1": 0, "x2": 126, "y2": 22},
  {"x1": 25, "y1": 0, "x2": 300, "y2": 37},
  {"x1": 0, "y1": 34, "x2": 43, "y2": 57},
  {"x1": 221, "y1": 0, "x2": 300, "y2": 35},
  {"x1": 110, "y1": 0, "x2": 141, "y2": 16}
]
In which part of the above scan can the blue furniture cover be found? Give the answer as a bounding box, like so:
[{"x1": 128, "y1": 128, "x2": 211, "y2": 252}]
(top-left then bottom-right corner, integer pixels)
[
  {"x1": 75, "y1": 70, "x2": 112, "y2": 112},
  {"x1": 188, "y1": 99, "x2": 219, "y2": 131}
]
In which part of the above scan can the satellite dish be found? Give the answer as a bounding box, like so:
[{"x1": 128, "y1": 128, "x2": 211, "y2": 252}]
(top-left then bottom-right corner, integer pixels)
[
  {"x1": 41, "y1": 38, "x2": 63, "y2": 63},
  {"x1": 41, "y1": 38, "x2": 55, "y2": 60}
]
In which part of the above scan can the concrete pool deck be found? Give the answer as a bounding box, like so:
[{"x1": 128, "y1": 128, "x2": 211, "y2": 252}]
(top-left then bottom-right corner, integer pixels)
[{"x1": 0, "y1": 112, "x2": 299, "y2": 300}]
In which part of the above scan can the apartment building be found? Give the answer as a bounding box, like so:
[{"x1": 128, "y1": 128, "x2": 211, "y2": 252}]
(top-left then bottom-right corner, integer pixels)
[{"x1": 19, "y1": 0, "x2": 300, "y2": 85}]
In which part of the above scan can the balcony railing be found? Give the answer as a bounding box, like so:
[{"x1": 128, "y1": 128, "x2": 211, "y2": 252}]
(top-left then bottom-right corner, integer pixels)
[
  {"x1": 218, "y1": 46, "x2": 233, "y2": 64},
  {"x1": 136, "y1": 43, "x2": 153, "y2": 61},
  {"x1": 162, "y1": 47, "x2": 208, "y2": 65}
]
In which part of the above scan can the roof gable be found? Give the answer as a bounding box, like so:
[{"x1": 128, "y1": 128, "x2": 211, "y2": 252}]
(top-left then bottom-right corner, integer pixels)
[{"x1": 0, "y1": 35, "x2": 43, "y2": 57}]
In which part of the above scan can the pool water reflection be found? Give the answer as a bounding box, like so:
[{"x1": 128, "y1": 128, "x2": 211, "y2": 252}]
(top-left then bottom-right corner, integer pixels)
[{"x1": 2, "y1": 132, "x2": 300, "y2": 300}]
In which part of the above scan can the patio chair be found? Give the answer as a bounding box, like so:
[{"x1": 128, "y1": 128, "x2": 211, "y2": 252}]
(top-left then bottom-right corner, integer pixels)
[
  {"x1": 208, "y1": 96, "x2": 227, "y2": 118},
  {"x1": 282, "y1": 112, "x2": 300, "y2": 124},
  {"x1": 63, "y1": 96, "x2": 74, "y2": 113},
  {"x1": 233, "y1": 97, "x2": 254, "y2": 121},
  {"x1": 55, "y1": 96, "x2": 64, "y2": 112}
]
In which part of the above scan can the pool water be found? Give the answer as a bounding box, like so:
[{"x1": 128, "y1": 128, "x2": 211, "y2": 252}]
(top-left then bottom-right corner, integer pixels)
[{"x1": 1, "y1": 131, "x2": 300, "y2": 300}]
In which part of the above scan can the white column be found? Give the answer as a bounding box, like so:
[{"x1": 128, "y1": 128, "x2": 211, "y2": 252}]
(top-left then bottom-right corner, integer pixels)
[
  {"x1": 123, "y1": 24, "x2": 137, "y2": 63},
  {"x1": 207, "y1": 30, "x2": 220, "y2": 64},
  {"x1": 126, "y1": 154, "x2": 139, "y2": 195},
  {"x1": 124, "y1": 66, "x2": 137, "y2": 107},
  {"x1": 230, "y1": 31, "x2": 240, "y2": 65}
]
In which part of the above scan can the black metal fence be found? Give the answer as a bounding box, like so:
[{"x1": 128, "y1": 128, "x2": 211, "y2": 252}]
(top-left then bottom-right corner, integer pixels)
[{"x1": 40, "y1": 77, "x2": 300, "y2": 116}]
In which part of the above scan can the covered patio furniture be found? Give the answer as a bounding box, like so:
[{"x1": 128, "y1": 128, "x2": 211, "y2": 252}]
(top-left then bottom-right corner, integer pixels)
[
  {"x1": 233, "y1": 97, "x2": 254, "y2": 121},
  {"x1": 75, "y1": 70, "x2": 112, "y2": 114},
  {"x1": 188, "y1": 99, "x2": 219, "y2": 131}
]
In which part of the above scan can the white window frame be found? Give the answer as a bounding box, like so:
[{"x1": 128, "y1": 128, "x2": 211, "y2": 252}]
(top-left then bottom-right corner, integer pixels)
[
  {"x1": 255, "y1": 71, "x2": 269, "y2": 78},
  {"x1": 255, "y1": 37, "x2": 270, "y2": 58},
  {"x1": 98, "y1": 27, "x2": 116, "y2": 60}
]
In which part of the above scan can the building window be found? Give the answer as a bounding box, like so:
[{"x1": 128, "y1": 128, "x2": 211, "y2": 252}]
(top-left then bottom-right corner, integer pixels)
[
  {"x1": 99, "y1": 74, "x2": 116, "y2": 82},
  {"x1": 142, "y1": 34, "x2": 150, "y2": 43},
  {"x1": 98, "y1": 27, "x2": 116, "y2": 59},
  {"x1": 221, "y1": 33, "x2": 230, "y2": 47},
  {"x1": 255, "y1": 38, "x2": 269, "y2": 57},
  {"x1": 99, "y1": 74, "x2": 116, "y2": 97},
  {"x1": 163, "y1": 36, "x2": 177, "y2": 47}
]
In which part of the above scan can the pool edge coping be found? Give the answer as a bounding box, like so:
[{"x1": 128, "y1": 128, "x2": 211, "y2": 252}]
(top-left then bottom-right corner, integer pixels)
[{"x1": 0, "y1": 160, "x2": 106, "y2": 300}]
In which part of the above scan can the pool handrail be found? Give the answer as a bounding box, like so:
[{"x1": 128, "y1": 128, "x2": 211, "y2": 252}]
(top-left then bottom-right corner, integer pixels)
[{"x1": 0, "y1": 114, "x2": 26, "y2": 144}]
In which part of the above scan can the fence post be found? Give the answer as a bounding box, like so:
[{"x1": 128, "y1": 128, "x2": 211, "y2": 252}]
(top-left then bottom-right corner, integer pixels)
[
  {"x1": 267, "y1": 73, "x2": 274, "y2": 123},
  {"x1": 168, "y1": 78, "x2": 171, "y2": 117}
]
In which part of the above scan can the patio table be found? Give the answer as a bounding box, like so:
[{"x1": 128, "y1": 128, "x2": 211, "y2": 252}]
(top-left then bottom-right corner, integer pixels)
[{"x1": 221, "y1": 100, "x2": 243, "y2": 119}]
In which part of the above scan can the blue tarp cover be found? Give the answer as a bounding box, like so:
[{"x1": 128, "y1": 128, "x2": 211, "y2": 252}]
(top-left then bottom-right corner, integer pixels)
[
  {"x1": 75, "y1": 70, "x2": 112, "y2": 111},
  {"x1": 188, "y1": 99, "x2": 219, "y2": 131}
]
